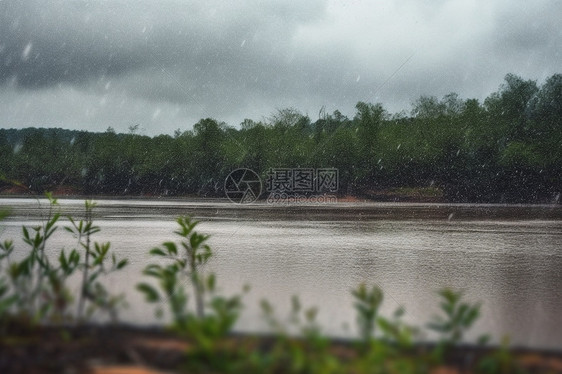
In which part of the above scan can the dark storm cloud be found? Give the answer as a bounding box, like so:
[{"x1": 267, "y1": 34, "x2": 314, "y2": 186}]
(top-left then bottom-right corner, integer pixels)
[
  {"x1": 492, "y1": 0, "x2": 562, "y2": 67},
  {"x1": 0, "y1": 1, "x2": 145, "y2": 86},
  {"x1": 0, "y1": 0, "x2": 561, "y2": 134},
  {"x1": 0, "y1": 0, "x2": 327, "y2": 87}
]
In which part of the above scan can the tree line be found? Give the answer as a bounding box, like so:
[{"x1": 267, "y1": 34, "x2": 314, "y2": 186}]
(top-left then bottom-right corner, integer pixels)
[{"x1": 0, "y1": 73, "x2": 561, "y2": 203}]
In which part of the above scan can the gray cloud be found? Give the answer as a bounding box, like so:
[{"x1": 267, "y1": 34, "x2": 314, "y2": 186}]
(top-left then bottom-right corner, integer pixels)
[{"x1": 0, "y1": 0, "x2": 560, "y2": 135}]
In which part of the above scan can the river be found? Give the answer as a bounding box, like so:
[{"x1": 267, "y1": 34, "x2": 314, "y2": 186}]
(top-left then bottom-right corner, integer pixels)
[{"x1": 1, "y1": 197, "x2": 561, "y2": 349}]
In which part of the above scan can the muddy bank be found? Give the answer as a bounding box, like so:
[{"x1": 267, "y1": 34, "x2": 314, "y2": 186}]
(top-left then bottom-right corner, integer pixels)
[
  {"x1": 2, "y1": 324, "x2": 562, "y2": 374},
  {"x1": 1, "y1": 196, "x2": 562, "y2": 221}
]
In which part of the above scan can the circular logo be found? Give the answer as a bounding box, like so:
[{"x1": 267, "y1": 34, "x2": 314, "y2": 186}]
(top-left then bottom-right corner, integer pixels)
[{"x1": 224, "y1": 168, "x2": 262, "y2": 204}]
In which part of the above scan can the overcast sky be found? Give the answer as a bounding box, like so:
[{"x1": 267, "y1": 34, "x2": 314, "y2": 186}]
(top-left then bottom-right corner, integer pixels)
[{"x1": 1, "y1": 0, "x2": 560, "y2": 135}]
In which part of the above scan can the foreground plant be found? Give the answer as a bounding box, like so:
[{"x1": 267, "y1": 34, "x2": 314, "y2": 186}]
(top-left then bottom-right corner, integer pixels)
[
  {"x1": 0, "y1": 193, "x2": 69, "y2": 323},
  {"x1": 350, "y1": 283, "x2": 429, "y2": 373},
  {"x1": 352, "y1": 282, "x2": 384, "y2": 346},
  {"x1": 428, "y1": 288, "x2": 481, "y2": 346},
  {"x1": 65, "y1": 200, "x2": 128, "y2": 322},
  {"x1": 137, "y1": 216, "x2": 246, "y2": 358},
  {"x1": 0, "y1": 209, "x2": 17, "y2": 324},
  {"x1": 477, "y1": 337, "x2": 525, "y2": 374},
  {"x1": 256, "y1": 295, "x2": 340, "y2": 373},
  {"x1": 426, "y1": 287, "x2": 482, "y2": 366},
  {"x1": 0, "y1": 194, "x2": 128, "y2": 326}
]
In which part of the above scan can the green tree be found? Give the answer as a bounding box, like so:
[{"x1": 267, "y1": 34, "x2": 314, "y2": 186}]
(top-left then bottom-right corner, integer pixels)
[{"x1": 354, "y1": 101, "x2": 386, "y2": 185}]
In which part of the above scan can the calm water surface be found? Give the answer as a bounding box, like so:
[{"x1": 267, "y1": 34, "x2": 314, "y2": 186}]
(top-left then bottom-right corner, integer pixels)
[{"x1": 1, "y1": 198, "x2": 561, "y2": 349}]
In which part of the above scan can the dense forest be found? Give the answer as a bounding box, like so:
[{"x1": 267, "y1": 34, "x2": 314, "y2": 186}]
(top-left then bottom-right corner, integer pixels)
[{"x1": 1, "y1": 73, "x2": 561, "y2": 203}]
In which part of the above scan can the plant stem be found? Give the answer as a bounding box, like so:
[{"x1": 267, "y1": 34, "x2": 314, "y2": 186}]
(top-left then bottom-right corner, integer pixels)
[{"x1": 77, "y1": 205, "x2": 92, "y2": 322}]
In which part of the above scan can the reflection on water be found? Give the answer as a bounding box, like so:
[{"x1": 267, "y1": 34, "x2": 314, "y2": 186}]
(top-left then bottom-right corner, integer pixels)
[{"x1": 0, "y1": 198, "x2": 561, "y2": 349}]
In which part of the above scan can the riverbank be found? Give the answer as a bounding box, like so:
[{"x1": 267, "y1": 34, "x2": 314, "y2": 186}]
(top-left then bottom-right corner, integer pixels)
[
  {"x1": 2, "y1": 324, "x2": 562, "y2": 374},
  {"x1": 1, "y1": 195, "x2": 562, "y2": 222},
  {"x1": 1, "y1": 184, "x2": 560, "y2": 205}
]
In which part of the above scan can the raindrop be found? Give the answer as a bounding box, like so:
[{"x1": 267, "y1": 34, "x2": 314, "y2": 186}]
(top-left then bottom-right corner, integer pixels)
[
  {"x1": 241, "y1": 39, "x2": 246, "y2": 47},
  {"x1": 7, "y1": 76, "x2": 17, "y2": 87},
  {"x1": 21, "y1": 42, "x2": 32, "y2": 61},
  {"x1": 356, "y1": 75, "x2": 360, "y2": 82},
  {"x1": 13, "y1": 143, "x2": 22, "y2": 154},
  {"x1": 396, "y1": 143, "x2": 401, "y2": 150},
  {"x1": 448, "y1": 213, "x2": 454, "y2": 221}
]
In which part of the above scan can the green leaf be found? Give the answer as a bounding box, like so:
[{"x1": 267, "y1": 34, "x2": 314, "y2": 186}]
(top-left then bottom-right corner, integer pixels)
[
  {"x1": 143, "y1": 264, "x2": 163, "y2": 278},
  {"x1": 69, "y1": 249, "x2": 80, "y2": 264},
  {"x1": 117, "y1": 259, "x2": 128, "y2": 269},
  {"x1": 137, "y1": 283, "x2": 161, "y2": 302},
  {"x1": 163, "y1": 242, "x2": 177, "y2": 255},
  {"x1": 22, "y1": 226, "x2": 30, "y2": 241},
  {"x1": 207, "y1": 273, "x2": 216, "y2": 291},
  {"x1": 149, "y1": 248, "x2": 167, "y2": 256},
  {"x1": 59, "y1": 251, "x2": 68, "y2": 270}
]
